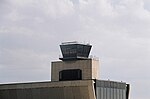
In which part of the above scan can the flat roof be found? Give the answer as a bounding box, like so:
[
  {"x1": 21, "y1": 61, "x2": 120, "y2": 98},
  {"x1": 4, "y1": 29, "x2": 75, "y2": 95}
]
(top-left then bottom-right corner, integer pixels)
[
  {"x1": 0, "y1": 80, "x2": 127, "y2": 90},
  {"x1": 61, "y1": 41, "x2": 91, "y2": 45}
]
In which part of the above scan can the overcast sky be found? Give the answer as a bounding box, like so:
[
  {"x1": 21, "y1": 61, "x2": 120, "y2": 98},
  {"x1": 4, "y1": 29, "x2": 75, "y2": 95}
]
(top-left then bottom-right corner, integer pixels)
[{"x1": 0, "y1": 0, "x2": 150, "y2": 98}]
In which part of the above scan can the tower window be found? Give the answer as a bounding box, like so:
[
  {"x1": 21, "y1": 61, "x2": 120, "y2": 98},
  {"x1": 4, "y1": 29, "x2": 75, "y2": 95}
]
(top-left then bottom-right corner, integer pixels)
[{"x1": 59, "y1": 69, "x2": 82, "y2": 81}]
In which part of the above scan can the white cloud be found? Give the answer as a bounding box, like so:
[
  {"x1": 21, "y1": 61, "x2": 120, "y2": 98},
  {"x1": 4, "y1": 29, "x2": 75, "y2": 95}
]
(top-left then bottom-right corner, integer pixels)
[
  {"x1": 0, "y1": 0, "x2": 150, "y2": 98},
  {"x1": 116, "y1": 0, "x2": 150, "y2": 19},
  {"x1": 5, "y1": 48, "x2": 52, "y2": 67}
]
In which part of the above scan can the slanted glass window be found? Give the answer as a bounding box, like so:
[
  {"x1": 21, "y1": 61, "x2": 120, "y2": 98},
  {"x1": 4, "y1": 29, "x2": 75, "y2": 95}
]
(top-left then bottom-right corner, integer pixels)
[
  {"x1": 117, "y1": 89, "x2": 120, "y2": 99},
  {"x1": 104, "y1": 88, "x2": 107, "y2": 99},
  {"x1": 101, "y1": 87, "x2": 104, "y2": 99},
  {"x1": 114, "y1": 89, "x2": 117, "y2": 99},
  {"x1": 59, "y1": 69, "x2": 82, "y2": 81},
  {"x1": 122, "y1": 89, "x2": 126, "y2": 99}
]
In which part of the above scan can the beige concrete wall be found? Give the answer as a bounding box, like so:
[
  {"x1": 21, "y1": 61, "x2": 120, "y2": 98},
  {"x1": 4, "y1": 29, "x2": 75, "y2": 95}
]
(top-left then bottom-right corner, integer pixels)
[
  {"x1": 92, "y1": 59, "x2": 99, "y2": 79},
  {"x1": 0, "y1": 80, "x2": 93, "y2": 90},
  {"x1": 0, "y1": 80, "x2": 96, "y2": 99},
  {"x1": 51, "y1": 59, "x2": 99, "y2": 81}
]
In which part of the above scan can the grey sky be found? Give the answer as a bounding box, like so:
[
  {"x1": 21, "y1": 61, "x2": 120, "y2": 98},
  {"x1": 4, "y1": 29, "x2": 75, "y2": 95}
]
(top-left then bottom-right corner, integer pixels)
[{"x1": 0, "y1": 0, "x2": 150, "y2": 99}]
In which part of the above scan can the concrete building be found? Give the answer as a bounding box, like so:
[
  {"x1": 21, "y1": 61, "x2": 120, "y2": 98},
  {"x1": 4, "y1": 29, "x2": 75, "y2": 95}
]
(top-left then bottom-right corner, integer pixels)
[{"x1": 0, "y1": 41, "x2": 130, "y2": 99}]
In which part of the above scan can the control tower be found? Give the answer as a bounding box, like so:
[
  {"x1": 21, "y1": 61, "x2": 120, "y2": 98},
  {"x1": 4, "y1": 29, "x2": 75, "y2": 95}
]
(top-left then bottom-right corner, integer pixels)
[
  {"x1": 0, "y1": 41, "x2": 130, "y2": 99},
  {"x1": 51, "y1": 41, "x2": 99, "y2": 81}
]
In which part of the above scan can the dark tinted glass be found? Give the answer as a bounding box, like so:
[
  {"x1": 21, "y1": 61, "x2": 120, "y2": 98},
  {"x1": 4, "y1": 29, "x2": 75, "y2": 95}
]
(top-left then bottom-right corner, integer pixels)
[
  {"x1": 60, "y1": 44, "x2": 92, "y2": 60},
  {"x1": 59, "y1": 69, "x2": 82, "y2": 81}
]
